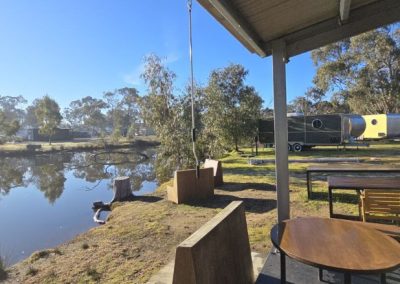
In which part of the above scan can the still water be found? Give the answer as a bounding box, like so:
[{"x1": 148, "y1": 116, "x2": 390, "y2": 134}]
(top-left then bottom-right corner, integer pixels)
[{"x1": 0, "y1": 148, "x2": 157, "y2": 264}]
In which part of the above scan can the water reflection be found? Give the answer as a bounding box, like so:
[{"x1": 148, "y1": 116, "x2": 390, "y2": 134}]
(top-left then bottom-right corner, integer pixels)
[
  {"x1": 0, "y1": 148, "x2": 156, "y2": 204},
  {"x1": 0, "y1": 147, "x2": 157, "y2": 264}
]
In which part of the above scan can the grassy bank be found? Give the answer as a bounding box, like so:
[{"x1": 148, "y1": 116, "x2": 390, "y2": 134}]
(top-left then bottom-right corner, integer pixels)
[
  {"x1": 4, "y1": 143, "x2": 400, "y2": 283},
  {"x1": 0, "y1": 136, "x2": 159, "y2": 156}
]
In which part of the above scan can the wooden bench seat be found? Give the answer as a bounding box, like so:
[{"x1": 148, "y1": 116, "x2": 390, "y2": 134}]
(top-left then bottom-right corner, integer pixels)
[
  {"x1": 167, "y1": 168, "x2": 214, "y2": 204},
  {"x1": 203, "y1": 159, "x2": 224, "y2": 186},
  {"x1": 361, "y1": 189, "x2": 400, "y2": 223}
]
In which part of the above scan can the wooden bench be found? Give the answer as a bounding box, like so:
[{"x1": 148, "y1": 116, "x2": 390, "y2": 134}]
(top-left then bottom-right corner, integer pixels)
[
  {"x1": 327, "y1": 176, "x2": 400, "y2": 241},
  {"x1": 327, "y1": 176, "x2": 400, "y2": 219},
  {"x1": 361, "y1": 189, "x2": 400, "y2": 223},
  {"x1": 306, "y1": 164, "x2": 400, "y2": 199},
  {"x1": 167, "y1": 168, "x2": 214, "y2": 204},
  {"x1": 172, "y1": 201, "x2": 254, "y2": 284},
  {"x1": 203, "y1": 159, "x2": 224, "y2": 186}
]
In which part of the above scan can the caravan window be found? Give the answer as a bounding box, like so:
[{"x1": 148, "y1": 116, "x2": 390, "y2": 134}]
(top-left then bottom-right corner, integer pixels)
[{"x1": 312, "y1": 119, "x2": 323, "y2": 129}]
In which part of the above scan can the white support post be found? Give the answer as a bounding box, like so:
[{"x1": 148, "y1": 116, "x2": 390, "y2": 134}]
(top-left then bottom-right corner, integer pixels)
[{"x1": 272, "y1": 40, "x2": 290, "y2": 222}]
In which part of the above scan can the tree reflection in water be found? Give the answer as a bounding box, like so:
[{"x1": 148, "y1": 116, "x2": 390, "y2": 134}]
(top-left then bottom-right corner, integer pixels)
[{"x1": 0, "y1": 148, "x2": 156, "y2": 204}]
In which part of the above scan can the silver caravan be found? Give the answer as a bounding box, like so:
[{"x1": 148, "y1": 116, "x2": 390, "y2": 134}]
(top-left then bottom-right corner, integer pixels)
[{"x1": 258, "y1": 114, "x2": 366, "y2": 151}]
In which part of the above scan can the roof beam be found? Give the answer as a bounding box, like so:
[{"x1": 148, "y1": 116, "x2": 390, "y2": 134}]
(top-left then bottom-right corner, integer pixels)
[
  {"x1": 339, "y1": 0, "x2": 351, "y2": 23},
  {"x1": 200, "y1": 0, "x2": 266, "y2": 57},
  {"x1": 263, "y1": 0, "x2": 400, "y2": 58}
]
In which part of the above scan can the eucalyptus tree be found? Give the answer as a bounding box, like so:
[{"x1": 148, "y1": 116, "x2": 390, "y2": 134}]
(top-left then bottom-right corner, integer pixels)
[
  {"x1": 65, "y1": 96, "x2": 107, "y2": 136},
  {"x1": 34, "y1": 95, "x2": 62, "y2": 144},
  {"x1": 103, "y1": 87, "x2": 140, "y2": 139},
  {"x1": 0, "y1": 95, "x2": 26, "y2": 139},
  {"x1": 310, "y1": 25, "x2": 400, "y2": 114},
  {"x1": 203, "y1": 64, "x2": 263, "y2": 153},
  {"x1": 139, "y1": 54, "x2": 197, "y2": 181}
]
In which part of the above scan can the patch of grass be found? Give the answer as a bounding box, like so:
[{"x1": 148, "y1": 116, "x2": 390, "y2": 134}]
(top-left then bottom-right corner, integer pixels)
[
  {"x1": 0, "y1": 257, "x2": 7, "y2": 281},
  {"x1": 86, "y1": 267, "x2": 101, "y2": 282},
  {"x1": 81, "y1": 243, "x2": 89, "y2": 250},
  {"x1": 30, "y1": 249, "x2": 62, "y2": 262},
  {"x1": 26, "y1": 266, "x2": 39, "y2": 276}
]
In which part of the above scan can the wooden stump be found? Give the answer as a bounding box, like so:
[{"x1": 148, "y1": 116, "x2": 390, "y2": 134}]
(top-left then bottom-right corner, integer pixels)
[{"x1": 110, "y1": 176, "x2": 133, "y2": 203}]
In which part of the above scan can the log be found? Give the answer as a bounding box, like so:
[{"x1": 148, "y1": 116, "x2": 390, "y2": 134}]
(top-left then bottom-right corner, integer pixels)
[
  {"x1": 110, "y1": 176, "x2": 133, "y2": 203},
  {"x1": 93, "y1": 209, "x2": 106, "y2": 225}
]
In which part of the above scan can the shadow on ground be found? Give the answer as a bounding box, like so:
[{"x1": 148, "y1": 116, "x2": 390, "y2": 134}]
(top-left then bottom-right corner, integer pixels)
[
  {"x1": 220, "y1": 182, "x2": 276, "y2": 192},
  {"x1": 133, "y1": 195, "x2": 163, "y2": 203},
  {"x1": 187, "y1": 194, "x2": 277, "y2": 214},
  {"x1": 310, "y1": 192, "x2": 359, "y2": 204}
]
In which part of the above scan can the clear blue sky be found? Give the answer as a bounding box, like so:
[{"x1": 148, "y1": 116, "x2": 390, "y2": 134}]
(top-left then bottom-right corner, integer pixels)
[{"x1": 0, "y1": 0, "x2": 315, "y2": 109}]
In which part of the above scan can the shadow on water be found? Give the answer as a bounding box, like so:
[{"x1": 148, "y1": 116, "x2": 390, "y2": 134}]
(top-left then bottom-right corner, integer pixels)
[{"x1": 187, "y1": 194, "x2": 277, "y2": 214}]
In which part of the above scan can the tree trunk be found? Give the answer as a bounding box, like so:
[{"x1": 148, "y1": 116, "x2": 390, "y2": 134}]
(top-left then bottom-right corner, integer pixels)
[
  {"x1": 110, "y1": 176, "x2": 133, "y2": 203},
  {"x1": 235, "y1": 138, "x2": 239, "y2": 152}
]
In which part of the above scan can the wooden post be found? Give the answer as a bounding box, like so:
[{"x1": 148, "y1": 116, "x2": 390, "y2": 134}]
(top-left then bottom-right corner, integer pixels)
[
  {"x1": 111, "y1": 176, "x2": 133, "y2": 203},
  {"x1": 272, "y1": 40, "x2": 290, "y2": 222}
]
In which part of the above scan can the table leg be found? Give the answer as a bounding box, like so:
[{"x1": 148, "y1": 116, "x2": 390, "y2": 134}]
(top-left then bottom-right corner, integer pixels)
[
  {"x1": 344, "y1": 272, "x2": 351, "y2": 284},
  {"x1": 318, "y1": 267, "x2": 323, "y2": 281},
  {"x1": 328, "y1": 187, "x2": 333, "y2": 218},
  {"x1": 307, "y1": 171, "x2": 312, "y2": 199},
  {"x1": 380, "y1": 273, "x2": 386, "y2": 284},
  {"x1": 280, "y1": 251, "x2": 286, "y2": 284}
]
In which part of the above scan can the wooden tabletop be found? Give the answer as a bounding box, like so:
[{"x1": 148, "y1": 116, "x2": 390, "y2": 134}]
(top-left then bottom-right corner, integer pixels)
[
  {"x1": 270, "y1": 217, "x2": 400, "y2": 274},
  {"x1": 307, "y1": 164, "x2": 400, "y2": 172},
  {"x1": 328, "y1": 176, "x2": 400, "y2": 189}
]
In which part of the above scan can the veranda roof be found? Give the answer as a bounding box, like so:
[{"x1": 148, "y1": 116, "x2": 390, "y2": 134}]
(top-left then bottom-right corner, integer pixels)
[{"x1": 197, "y1": 0, "x2": 400, "y2": 58}]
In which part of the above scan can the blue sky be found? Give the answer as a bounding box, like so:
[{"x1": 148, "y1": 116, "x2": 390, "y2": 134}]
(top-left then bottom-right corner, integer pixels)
[{"x1": 0, "y1": 0, "x2": 315, "y2": 109}]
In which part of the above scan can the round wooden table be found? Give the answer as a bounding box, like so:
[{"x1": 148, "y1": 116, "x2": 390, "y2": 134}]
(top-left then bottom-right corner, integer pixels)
[{"x1": 270, "y1": 217, "x2": 400, "y2": 284}]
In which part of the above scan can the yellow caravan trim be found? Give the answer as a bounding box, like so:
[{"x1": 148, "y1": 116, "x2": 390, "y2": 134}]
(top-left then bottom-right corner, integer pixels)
[{"x1": 362, "y1": 114, "x2": 387, "y2": 139}]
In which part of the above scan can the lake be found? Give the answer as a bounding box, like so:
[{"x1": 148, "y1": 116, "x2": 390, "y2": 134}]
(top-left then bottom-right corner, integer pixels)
[{"x1": 0, "y1": 147, "x2": 157, "y2": 265}]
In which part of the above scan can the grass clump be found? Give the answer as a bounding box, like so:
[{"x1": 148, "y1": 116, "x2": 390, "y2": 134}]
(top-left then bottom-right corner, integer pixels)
[
  {"x1": 0, "y1": 257, "x2": 7, "y2": 280},
  {"x1": 26, "y1": 266, "x2": 39, "y2": 276},
  {"x1": 87, "y1": 267, "x2": 101, "y2": 282},
  {"x1": 81, "y1": 243, "x2": 89, "y2": 250},
  {"x1": 30, "y1": 249, "x2": 62, "y2": 262}
]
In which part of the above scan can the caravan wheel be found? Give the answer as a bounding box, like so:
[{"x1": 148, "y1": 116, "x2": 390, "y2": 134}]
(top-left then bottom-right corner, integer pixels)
[
  {"x1": 293, "y1": 143, "x2": 303, "y2": 152},
  {"x1": 288, "y1": 144, "x2": 292, "y2": 152}
]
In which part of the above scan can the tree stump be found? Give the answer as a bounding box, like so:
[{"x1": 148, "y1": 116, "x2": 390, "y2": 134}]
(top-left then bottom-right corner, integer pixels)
[{"x1": 110, "y1": 176, "x2": 133, "y2": 203}]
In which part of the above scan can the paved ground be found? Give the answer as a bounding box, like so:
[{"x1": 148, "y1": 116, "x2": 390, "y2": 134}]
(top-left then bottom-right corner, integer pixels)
[
  {"x1": 147, "y1": 252, "x2": 266, "y2": 284},
  {"x1": 256, "y1": 250, "x2": 400, "y2": 284}
]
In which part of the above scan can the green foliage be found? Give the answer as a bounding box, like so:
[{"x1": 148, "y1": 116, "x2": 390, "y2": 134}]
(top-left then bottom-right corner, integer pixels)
[
  {"x1": 140, "y1": 54, "x2": 196, "y2": 181},
  {"x1": 139, "y1": 56, "x2": 262, "y2": 180},
  {"x1": 64, "y1": 96, "x2": 107, "y2": 135},
  {"x1": 0, "y1": 95, "x2": 26, "y2": 139},
  {"x1": 203, "y1": 64, "x2": 263, "y2": 153},
  {"x1": 0, "y1": 111, "x2": 20, "y2": 138},
  {"x1": 305, "y1": 25, "x2": 400, "y2": 114},
  {"x1": 34, "y1": 95, "x2": 62, "y2": 144},
  {"x1": 104, "y1": 87, "x2": 140, "y2": 138}
]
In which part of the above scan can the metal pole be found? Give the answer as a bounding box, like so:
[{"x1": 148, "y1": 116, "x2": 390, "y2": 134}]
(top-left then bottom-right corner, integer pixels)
[
  {"x1": 188, "y1": 0, "x2": 200, "y2": 178},
  {"x1": 272, "y1": 40, "x2": 290, "y2": 222}
]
